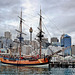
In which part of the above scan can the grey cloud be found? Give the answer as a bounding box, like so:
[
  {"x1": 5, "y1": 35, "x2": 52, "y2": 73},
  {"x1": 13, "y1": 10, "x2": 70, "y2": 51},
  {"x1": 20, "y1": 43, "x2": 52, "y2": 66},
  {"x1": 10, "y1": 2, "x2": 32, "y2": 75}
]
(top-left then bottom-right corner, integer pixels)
[
  {"x1": 0, "y1": 0, "x2": 75, "y2": 44},
  {"x1": 0, "y1": 0, "x2": 21, "y2": 8},
  {"x1": 0, "y1": 0, "x2": 21, "y2": 22}
]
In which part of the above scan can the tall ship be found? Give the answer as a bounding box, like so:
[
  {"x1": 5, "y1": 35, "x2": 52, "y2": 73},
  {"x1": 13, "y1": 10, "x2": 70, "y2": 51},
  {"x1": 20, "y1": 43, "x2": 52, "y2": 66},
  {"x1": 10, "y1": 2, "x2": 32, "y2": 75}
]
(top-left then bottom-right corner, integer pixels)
[{"x1": 0, "y1": 9, "x2": 65, "y2": 66}]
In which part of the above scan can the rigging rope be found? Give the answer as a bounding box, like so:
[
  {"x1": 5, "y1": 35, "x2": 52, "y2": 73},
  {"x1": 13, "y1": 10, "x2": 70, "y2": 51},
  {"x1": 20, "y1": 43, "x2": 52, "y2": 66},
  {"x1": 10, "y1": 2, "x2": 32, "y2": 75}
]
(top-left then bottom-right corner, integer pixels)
[
  {"x1": 42, "y1": 22, "x2": 51, "y2": 38},
  {"x1": 22, "y1": 21, "x2": 38, "y2": 34},
  {"x1": 42, "y1": 10, "x2": 63, "y2": 34}
]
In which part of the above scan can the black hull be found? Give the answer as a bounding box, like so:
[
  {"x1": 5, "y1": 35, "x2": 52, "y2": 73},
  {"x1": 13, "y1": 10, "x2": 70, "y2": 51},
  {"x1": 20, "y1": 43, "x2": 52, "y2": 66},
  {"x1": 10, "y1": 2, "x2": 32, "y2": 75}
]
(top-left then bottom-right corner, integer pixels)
[{"x1": 1, "y1": 61, "x2": 49, "y2": 66}]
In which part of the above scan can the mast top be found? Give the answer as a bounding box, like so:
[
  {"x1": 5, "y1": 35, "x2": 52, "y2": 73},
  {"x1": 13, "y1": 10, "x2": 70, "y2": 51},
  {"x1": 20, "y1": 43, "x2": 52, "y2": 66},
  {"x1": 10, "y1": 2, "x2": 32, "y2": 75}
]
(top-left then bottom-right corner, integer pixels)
[
  {"x1": 20, "y1": 8, "x2": 22, "y2": 33},
  {"x1": 39, "y1": 8, "x2": 42, "y2": 31}
]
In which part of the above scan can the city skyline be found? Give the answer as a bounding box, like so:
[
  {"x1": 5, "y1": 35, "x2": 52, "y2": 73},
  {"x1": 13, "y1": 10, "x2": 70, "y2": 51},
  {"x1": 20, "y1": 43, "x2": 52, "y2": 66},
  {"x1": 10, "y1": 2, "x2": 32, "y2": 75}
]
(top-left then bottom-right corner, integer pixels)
[{"x1": 0, "y1": 0, "x2": 75, "y2": 44}]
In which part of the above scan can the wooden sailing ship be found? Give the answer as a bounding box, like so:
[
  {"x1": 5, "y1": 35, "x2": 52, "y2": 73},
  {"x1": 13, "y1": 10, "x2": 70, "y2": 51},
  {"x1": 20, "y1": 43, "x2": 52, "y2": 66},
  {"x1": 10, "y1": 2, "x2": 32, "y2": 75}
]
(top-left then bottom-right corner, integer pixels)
[
  {"x1": 0, "y1": 9, "x2": 67, "y2": 66},
  {"x1": 1, "y1": 9, "x2": 49, "y2": 66}
]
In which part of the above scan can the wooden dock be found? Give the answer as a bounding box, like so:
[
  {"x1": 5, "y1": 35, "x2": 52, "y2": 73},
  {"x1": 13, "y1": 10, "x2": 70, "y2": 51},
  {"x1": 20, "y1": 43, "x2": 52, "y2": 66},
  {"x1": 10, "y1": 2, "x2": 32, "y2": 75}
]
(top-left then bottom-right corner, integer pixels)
[{"x1": 49, "y1": 62, "x2": 75, "y2": 68}]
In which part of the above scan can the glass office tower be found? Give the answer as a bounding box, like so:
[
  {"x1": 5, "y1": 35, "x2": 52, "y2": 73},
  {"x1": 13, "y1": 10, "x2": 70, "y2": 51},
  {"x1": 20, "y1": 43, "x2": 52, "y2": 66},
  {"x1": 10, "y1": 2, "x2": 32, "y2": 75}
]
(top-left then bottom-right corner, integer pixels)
[{"x1": 60, "y1": 34, "x2": 71, "y2": 55}]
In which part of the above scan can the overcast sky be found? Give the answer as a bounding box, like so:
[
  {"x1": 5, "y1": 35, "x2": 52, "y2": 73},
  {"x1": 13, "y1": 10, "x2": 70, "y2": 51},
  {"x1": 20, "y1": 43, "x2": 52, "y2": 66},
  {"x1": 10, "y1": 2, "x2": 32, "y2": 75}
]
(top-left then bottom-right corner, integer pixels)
[{"x1": 0, "y1": 0, "x2": 75, "y2": 44}]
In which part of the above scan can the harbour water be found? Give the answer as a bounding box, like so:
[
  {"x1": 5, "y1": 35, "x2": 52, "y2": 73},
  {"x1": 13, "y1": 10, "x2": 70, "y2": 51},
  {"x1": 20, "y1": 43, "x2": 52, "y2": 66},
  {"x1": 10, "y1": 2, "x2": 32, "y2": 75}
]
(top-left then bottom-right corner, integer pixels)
[{"x1": 0, "y1": 62, "x2": 75, "y2": 75}]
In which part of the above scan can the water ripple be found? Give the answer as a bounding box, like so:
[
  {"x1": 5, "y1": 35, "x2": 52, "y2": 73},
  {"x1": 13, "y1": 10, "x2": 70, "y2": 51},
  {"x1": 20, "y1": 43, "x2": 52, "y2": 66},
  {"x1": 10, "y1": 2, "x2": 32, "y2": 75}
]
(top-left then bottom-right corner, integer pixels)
[{"x1": 0, "y1": 62, "x2": 75, "y2": 75}]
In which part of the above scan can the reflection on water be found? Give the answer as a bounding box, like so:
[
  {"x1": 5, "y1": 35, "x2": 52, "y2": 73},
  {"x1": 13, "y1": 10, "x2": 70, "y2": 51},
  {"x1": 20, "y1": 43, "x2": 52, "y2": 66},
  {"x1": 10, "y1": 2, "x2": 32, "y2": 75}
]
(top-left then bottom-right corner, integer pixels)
[
  {"x1": 0, "y1": 62, "x2": 49, "y2": 75},
  {"x1": 0, "y1": 62, "x2": 75, "y2": 75}
]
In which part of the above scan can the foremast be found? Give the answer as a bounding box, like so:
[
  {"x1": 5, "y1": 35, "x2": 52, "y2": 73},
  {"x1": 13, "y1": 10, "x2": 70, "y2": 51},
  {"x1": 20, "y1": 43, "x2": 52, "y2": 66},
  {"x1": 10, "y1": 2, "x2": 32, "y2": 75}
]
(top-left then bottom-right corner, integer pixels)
[{"x1": 16, "y1": 9, "x2": 26, "y2": 57}]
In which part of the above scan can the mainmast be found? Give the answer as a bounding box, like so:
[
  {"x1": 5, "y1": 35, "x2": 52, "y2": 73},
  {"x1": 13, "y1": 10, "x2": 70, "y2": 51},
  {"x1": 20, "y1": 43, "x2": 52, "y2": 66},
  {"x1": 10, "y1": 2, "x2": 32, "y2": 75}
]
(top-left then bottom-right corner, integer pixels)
[
  {"x1": 39, "y1": 9, "x2": 42, "y2": 58},
  {"x1": 37, "y1": 9, "x2": 44, "y2": 58},
  {"x1": 19, "y1": 9, "x2": 22, "y2": 57}
]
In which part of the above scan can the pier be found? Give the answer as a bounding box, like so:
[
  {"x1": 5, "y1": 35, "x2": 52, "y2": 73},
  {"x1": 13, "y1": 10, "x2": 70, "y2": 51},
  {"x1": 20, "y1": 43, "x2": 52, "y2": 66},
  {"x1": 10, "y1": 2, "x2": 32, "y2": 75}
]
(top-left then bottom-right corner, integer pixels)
[{"x1": 49, "y1": 62, "x2": 75, "y2": 68}]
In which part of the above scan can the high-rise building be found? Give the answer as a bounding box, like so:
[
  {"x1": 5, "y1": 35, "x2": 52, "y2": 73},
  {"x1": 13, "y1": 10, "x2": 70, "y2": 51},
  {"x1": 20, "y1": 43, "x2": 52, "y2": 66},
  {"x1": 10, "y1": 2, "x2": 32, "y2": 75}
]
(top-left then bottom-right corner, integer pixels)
[
  {"x1": 51, "y1": 37, "x2": 59, "y2": 44},
  {"x1": 71, "y1": 45, "x2": 75, "y2": 55},
  {"x1": 22, "y1": 45, "x2": 32, "y2": 55},
  {"x1": 36, "y1": 38, "x2": 50, "y2": 48},
  {"x1": 0, "y1": 36, "x2": 12, "y2": 49},
  {"x1": 60, "y1": 34, "x2": 71, "y2": 55},
  {"x1": 51, "y1": 37, "x2": 59, "y2": 43},
  {"x1": 4, "y1": 31, "x2": 11, "y2": 39}
]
